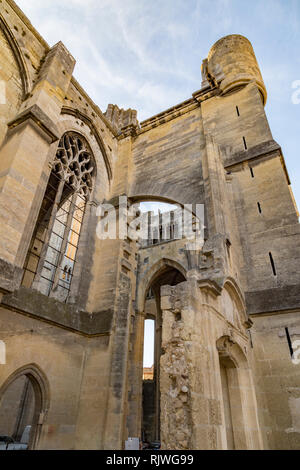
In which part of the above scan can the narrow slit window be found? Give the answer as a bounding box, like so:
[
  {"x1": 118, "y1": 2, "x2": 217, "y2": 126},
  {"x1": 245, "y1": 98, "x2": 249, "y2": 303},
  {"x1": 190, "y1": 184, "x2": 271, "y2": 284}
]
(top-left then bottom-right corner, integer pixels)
[
  {"x1": 143, "y1": 318, "x2": 155, "y2": 380},
  {"x1": 226, "y1": 239, "x2": 231, "y2": 264},
  {"x1": 257, "y1": 202, "x2": 262, "y2": 214},
  {"x1": 285, "y1": 328, "x2": 294, "y2": 358},
  {"x1": 269, "y1": 252, "x2": 277, "y2": 276},
  {"x1": 250, "y1": 167, "x2": 255, "y2": 178},
  {"x1": 243, "y1": 136, "x2": 248, "y2": 150},
  {"x1": 236, "y1": 106, "x2": 240, "y2": 117}
]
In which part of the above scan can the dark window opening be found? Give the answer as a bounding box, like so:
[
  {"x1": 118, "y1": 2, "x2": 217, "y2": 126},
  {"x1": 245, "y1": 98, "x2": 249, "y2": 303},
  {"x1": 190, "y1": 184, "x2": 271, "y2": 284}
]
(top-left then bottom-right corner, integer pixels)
[
  {"x1": 243, "y1": 137, "x2": 248, "y2": 150},
  {"x1": 226, "y1": 239, "x2": 232, "y2": 264},
  {"x1": 257, "y1": 202, "x2": 262, "y2": 214},
  {"x1": 250, "y1": 167, "x2": 254, "y2": 178},
  {"x1": 269, "y1": 252, "x2": 277, "y2": 276},
  {"x1": 236, "y1": 106, "x2": 240, "y2": 117},
  {"x1": 285, "y1": 328, "x2": 294, "y2": 358}
]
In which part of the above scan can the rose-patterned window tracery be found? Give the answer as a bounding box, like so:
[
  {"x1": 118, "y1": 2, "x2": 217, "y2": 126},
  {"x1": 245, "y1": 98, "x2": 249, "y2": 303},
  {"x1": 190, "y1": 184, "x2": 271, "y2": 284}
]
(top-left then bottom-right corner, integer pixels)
[{"x1": 22, "y1": 132, "x2": 96, "y2": 302}]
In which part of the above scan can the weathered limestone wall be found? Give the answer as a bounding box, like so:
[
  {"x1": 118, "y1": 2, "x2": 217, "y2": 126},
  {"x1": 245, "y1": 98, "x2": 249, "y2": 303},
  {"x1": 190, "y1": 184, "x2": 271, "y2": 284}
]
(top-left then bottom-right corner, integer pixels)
[
  {"x1": 0, "y1": 27, "x2": 23, "y2": 146},
  {"x1": 201, "y1": 83, "x2": 272, "y2": 164},
  {"x1": 230, "y1": 154, "x2": 300, "y2": 297},
  {"x1": 0, "y1": 1, "x2": 299, "y2": 451},
  {"x1": 0, "y1": 36, "x2": 75, "y2": 270},
  {"x1": 0, "y1": 306, "x2": 112, "y2": 450},
  {"x1": 200, "y1": 68, "x2": 300, "y2": 307},
  {"x1": 160, "y1": 280, "x2": 263, "y2": 450},
  {"x1": 131, "y1": 108, "x2": 205, "y2": 206},
  {"x1": 251, "y1": 311, "x2": 300, "y2": 450}
]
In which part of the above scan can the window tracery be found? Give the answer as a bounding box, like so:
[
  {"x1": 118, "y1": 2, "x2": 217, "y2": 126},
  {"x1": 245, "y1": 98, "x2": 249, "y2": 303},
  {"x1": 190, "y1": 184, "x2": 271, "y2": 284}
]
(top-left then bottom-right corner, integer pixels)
[{"x1": 22, "y1": 132, "x2": 95, "y2": 302}]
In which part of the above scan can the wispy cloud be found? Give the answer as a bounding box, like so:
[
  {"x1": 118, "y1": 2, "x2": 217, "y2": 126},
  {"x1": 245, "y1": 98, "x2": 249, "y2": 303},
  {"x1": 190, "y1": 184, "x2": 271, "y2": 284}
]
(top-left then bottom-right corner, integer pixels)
[{"x1": 14, "y1": 0, "x2": 300, "y2": 207}]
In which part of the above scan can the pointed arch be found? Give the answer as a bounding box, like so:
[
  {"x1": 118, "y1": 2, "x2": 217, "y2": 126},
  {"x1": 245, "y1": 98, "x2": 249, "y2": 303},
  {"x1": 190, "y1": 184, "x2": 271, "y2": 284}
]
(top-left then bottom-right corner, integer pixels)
[
  {"x1": 0, "y1": 14, "x2": 32, "y2": 99},
  {"x1": 61, "y1": 107, "x2": 112, "y2": 180},
  {"x1": 216, "y1": 335, "x2": 249, "y2": 369},
  {"x1": 137, "y1": 257, "x2": 187, "y2": 312},
  {"x1": 0, "y1": 363, "x2": 50, "y2": 412},
  {"x1": 216, "y1": 335, "x2": 263, "y2": 449},
  {"x1": 0, "y1": 363, "x2": 50, "y2": 449},
  {"x1": 222, "y1": 277, "x2": 249, "y2": 326}
]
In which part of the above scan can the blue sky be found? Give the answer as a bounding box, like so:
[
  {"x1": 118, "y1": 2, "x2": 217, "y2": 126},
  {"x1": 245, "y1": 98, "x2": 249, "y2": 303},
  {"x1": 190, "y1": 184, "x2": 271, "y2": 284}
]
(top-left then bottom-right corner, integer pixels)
[
  {"x1": 144, "y1": 320, "x2": 154, "y2": 368},
  {"x1": 15, "y1": 0, "x2": 300, "y2": 209}
]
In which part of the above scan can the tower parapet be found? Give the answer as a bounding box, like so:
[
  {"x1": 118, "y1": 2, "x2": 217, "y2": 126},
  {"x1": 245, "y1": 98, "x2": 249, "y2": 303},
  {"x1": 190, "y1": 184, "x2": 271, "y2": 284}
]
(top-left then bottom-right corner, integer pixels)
[{"x1": 202, "y1": 34, "x2": 267, "y2": 105}]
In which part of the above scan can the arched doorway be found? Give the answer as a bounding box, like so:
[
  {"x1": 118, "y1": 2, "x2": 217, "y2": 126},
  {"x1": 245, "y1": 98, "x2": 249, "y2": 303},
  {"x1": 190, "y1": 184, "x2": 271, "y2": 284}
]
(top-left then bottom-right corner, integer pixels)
[
  {"x1": 142, "y1": 264, "x2": 186, "y2": 446},
  {"x1": 216, "y1": 336, "x2": 263, "y2": 450},
  {"x1": 219, "y1": 354, "x2": 239, "y2": 450},
  {"x1": 0, "y1": 365, "x2": 49, "y2": 450}
]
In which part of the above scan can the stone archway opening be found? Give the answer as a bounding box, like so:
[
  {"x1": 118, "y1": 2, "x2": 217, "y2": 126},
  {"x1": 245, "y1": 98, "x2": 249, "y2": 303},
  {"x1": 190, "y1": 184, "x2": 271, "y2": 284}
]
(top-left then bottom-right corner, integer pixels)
[
  {"x1": 216, "y1": 336, "x2": 263, "y2": 450},
  {"x1": 0, "y1": 367, "x2": 48, "y2": 450},
  {"x1": 219, "y1": 354, "x2": 238, "y2": 450},
  {"x1": 141, "y1": 265, "x2": 186, "y2": 447}
]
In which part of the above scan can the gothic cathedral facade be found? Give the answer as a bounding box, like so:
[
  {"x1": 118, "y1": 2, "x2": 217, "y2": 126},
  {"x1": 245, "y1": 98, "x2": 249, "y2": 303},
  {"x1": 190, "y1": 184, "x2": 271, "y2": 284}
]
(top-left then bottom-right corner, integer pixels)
[{"x1": 0, "y1": 0, "x2": 299, "y2": 450}]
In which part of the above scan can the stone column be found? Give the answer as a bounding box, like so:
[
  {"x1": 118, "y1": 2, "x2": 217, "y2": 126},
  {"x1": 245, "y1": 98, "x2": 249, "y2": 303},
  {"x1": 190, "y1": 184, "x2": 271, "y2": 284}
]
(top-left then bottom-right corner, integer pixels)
[
  {"x1": 100, "y1": 199, "x2": 138, "y2": 449},
  {"x1": 126, "y1": 310, "x2": 145, "y2": 439},
  {"x1": 160, "y1": 283, "x2": 194, "y2": 450},
  {"x1": 160, "y1": 280, "x2": 225, "y2": 450}
]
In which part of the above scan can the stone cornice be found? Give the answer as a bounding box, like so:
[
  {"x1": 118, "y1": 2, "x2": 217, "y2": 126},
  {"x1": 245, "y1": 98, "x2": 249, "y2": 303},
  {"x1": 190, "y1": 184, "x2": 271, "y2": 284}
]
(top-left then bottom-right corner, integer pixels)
[
  {"x1": 224, "y1": 139, "x2": 291, "y2": 185},
  {"x1": 70, "y1": 78, "x2": 118, "y2": 138},
  {"x1": 0, "y1": 258, "x2": 23, "y2": 295},
  {"x1": 136, "y1": 86, "x2": 218, "y2": 135},
  {"x1": 1, "y1": 287, "x2": 113, "y2": 337},
  {"x1": 8, "y1": 104, "x2": 60, "y2": 143},
  {"x1": 197, "y1": 279, "x2": 222, "y2": 296},
  {"x1": 246, "y1": 285, "x2": 300, "y2": 315}
]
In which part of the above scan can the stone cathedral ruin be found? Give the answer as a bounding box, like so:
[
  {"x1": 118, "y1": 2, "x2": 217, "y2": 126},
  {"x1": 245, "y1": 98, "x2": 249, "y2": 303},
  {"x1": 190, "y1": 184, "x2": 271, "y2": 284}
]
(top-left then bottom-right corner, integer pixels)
[{"x1": 0, "y1": 0, "x2": 299, "y2": 450}]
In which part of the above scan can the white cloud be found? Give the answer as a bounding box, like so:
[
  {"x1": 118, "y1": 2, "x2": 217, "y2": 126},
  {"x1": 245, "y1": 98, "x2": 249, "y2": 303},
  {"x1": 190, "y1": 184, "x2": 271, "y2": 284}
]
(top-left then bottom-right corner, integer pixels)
[{"x1": 13, "y1": 1, "x2": 300, "y2": 209}]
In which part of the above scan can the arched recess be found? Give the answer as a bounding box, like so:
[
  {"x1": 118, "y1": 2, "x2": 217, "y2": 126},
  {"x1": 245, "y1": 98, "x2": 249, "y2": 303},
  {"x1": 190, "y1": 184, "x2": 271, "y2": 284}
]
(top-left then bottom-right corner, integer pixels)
[
  {"x1": 130, "y1": 195, "x2": 204, "y2": 250},
  {"x1": 137, "y1": 258, "x2": 187, "y2": 313},
  {"x1": 0, "y1": 364, "x2": 50, "y2": 450},
  {"x1": 222, "y1": 277, "x2": 250, "y2": 328},
  {"x1": 130, "y1": 195, "x2": 183, "y2": 206},
  {"x1": 139, "y1": 259, "x2": 187, "y2": 445},
  {"x1": 130, "y1": 194, "x2": 201, "y2": 219},
  {"x1": 0, "y1": 15, "x2": 32, "y2": 99},
  {"x1": 216, "y1": 336, "x2": 262, "y2": 450},
  {"x1": 61, "y1": 107, "x2": 112, "y2": 181}
]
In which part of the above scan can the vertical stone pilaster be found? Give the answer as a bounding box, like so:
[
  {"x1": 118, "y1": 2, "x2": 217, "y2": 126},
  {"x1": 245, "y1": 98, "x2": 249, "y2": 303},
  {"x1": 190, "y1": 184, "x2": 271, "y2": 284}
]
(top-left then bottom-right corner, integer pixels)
[
  {"x1": 101, "y1": 199, "x2": 138, "y2": 449},
  {"x1": 102, "y1": 272, "x2": 132, "y2": 450},
  {"x1": 0, "y1": 41, "x2": 75, "y2": 280},
  {"x1": 126, "y1": 310, "x2": 145, "y2": 440},
  {"x1": 160, "y1": 283, "x2": 194, "y2": 450}
]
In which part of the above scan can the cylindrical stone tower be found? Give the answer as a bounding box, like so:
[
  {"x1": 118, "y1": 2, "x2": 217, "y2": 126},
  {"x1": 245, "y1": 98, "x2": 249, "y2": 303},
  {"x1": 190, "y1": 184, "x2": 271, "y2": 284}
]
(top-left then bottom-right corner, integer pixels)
[{"x1": 207, "y1": 34, "x2": 267, "y2": 105}]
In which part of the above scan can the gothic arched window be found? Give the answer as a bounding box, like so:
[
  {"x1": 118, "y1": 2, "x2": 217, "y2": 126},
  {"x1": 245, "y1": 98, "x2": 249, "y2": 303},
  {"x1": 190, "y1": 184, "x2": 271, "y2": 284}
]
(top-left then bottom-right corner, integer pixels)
[{"x1": 22, "y1": 132, "x2": 95, "y2": 302}]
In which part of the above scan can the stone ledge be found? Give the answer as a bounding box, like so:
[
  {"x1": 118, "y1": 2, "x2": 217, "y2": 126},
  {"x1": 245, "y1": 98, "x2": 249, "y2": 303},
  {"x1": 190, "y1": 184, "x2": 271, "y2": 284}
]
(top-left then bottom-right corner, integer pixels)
[
  {"x1": 8, "y1": 104, "x2": 60, "y2": 143},
  {"x1": 246, "y1": 284, "x2": 300, "y2": 315},
  {"x1": 1, "y1": 287, "x2": 113, "y2": 336},
  {"x1": 224, "y1": 140, "x2": 281, "y2": 169},
  {"x1": 0, "y1": 258, "x2": 24, "y2": 294}
]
